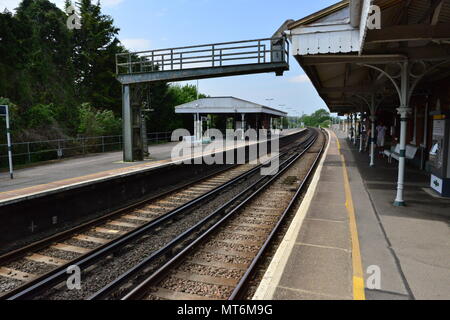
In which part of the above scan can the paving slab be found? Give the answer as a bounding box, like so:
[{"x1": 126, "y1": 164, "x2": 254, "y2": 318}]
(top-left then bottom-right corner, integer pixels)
[
  {"x1": 254, "y1": 129, "x2": 449, "y2": 300},
  {"x1": 338, "y1": 129, "x2": 450, "y2": 300}
]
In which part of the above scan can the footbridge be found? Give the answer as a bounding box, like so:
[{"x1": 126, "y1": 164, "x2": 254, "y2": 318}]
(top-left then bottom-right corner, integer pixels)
[{"x1": 117, "y1": 37, "x2": 290, "y2": 162}]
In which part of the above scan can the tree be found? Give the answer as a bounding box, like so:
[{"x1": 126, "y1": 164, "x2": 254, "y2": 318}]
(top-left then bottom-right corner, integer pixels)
[
  {"x1": 0, "y1": 1, "x2": 209, "y2": 145},
  {"x1": 71, "y1": 0, "x2": 124, "y2": 114},
  {"x1": 300, "y1": 108, "x2": 331, "y2": 128}
]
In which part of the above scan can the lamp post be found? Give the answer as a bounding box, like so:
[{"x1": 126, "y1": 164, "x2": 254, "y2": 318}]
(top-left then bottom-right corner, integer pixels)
[{"x1": 0, "y1": 105, "x2": 13, "y2": 179}]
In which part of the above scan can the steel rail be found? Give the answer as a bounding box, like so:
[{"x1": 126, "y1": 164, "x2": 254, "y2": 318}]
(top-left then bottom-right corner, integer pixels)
[
  {"x1": 117, "y1": 51, "x2": 278, "y2": 69},
  {"x1": 87, "y1": 134, "x2": 315, "y2": 300},
  {"x1": 0, "y1": 132, "x2": 303, "y2": 265},
  {"x1": 120, "y1": 131, "x2": 319, "y2": 300},
  {"x1": 2, "y1": 131, "x2": 307, "y2": 300},
  {"x1": 229, "y1": 129, "x2": 326, "y2": 300},
  {"x1": 0, "y1": 164, "x2": 237, "y2": 266},
  {"x1": 134, "y1": 45, "x2": 266, "y2": 59},
  {"x1": 1, "y1": 163, "x2": 261, "y2": 300}
]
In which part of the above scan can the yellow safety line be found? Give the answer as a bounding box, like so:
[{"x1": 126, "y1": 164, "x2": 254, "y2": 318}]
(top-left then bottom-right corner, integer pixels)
[{"x1": 335, "y1": 131, "x2": 366, "y2": 300}]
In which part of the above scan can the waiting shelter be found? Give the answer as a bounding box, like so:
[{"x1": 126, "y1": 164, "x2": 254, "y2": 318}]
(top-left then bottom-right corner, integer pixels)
[{"x1": 174, "y1": 97, "x2": 287, "y2": 141}]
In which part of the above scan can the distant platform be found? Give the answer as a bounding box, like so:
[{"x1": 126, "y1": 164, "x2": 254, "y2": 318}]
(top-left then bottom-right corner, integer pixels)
[
  {"x1": 0, "y1": 129, "x2": 303, "y2": 204},
  {"x1": 254, "y1": 129, "x2": 450, "y2": 300}
]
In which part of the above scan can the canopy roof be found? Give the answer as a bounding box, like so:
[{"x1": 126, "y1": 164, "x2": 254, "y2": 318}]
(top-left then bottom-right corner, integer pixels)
[
  {"x1": 175, "y1": 97, "x2": 287, "y2": 117},
  {"x1": 287, "y1": 0, "x2": 450, "y2": 114}
]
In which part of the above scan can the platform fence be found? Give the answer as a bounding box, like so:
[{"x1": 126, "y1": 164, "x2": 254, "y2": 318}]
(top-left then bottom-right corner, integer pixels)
[{"x1": 0, "y1": 132, "x2": 172, "y2": 168}]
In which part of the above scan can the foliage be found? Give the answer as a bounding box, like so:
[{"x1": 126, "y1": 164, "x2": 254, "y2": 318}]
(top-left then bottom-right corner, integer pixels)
[
  {"x1": 78, "y1": 103, "x2": 121, "y2": 136},
  {"x1": 0, "y1": 1, "x2": 208, "y2": 144},
  {"x1": 300, "y1": 109, "x2": 332, "y2": 128}
]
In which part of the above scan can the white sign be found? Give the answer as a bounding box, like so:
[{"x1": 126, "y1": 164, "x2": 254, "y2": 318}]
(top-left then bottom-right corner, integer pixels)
[
  {"x1": 433, "y1": 120, "x2": 445, "y2": 137},
  {"x1": 431, "y1": 174, "x2": 443, "y2": 194}
]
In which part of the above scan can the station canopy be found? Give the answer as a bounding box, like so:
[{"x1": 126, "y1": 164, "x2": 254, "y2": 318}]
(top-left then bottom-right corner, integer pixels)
[
  {"x1": 175, "y1": 97, "x2": 287, "y2": 117},
  {"x1": 286, "y1": 0, "x2": 450, "y2": 115}
]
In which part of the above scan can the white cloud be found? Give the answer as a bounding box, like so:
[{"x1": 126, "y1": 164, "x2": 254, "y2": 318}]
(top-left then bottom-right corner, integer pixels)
[
  {"x1": 101, "y1": 0, "x2": 124, "y2": 7},
  {"x1": 289, "y1": 74, "x2": 311, "y2": 83},
  {"x1": 1, "y1": 0, "x2": 123, "y2": 12},
  {"x1": 121, "y1": 38, "x2": 151, "y2": 52}
]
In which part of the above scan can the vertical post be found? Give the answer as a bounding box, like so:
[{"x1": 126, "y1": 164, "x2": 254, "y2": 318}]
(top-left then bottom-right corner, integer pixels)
[
  {"x1": 370, "y1": 114, "x2": 376, "y2": 167},
  {"x1": 394, "y1": 62, "x2": 411, "y2": 207},
  {"x1": 5, "y1": 106, "x2": 14, "y2": 179},
  {"x1": 346, "y1": 115, "x2": 350, "y2": 133},
  {"x1": 241, "y1": 114, "x2": 246, "y2": 140},
  {"x1": 102, "y1": 136, "x2": 105, "y2": 153},
  {"x1": 258, "y1": 41, "x2": 261, "y2": 64},
  {"x1": 141, "y1": 110, "x2": 149, "y2": 158},
  {"x1": 122, "y1": 84, "x2": 133, "y2": 162},
  {"x1": 58, "y1": 140, "x2": 62, "y2": 158},
  {"x1": 421, "y1": 97, "x2": 429, "y2": 170},
  {"x1": 197, "y1": 113, "x2": 201, "y2": 142},
  {"x1": 359, "y1": 113, "x2": 364, "y2": 152},
  {"x1": 369, "y1": 95, "x2": 377, "y2": 167},
  {"x1": 212, "y1": 45, "x2": 215, "y2": 67},
  {"x1": 349, "y1": 114, "x2": 353, "y2": 140},
  {"x1": 27, "y1": 142, "x2": 31, "y2": 163},
  {"x1": 128, "y1": 54, "x2": 132, "y2": 74}
]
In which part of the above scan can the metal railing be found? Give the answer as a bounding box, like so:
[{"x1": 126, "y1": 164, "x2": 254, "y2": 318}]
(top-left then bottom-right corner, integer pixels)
[
  {"x1": 116, "y1": 37, "x2": 289, "y2": 75},
  {"x1": 0, "y1": 132, "x2": 172, "y2": 166}
]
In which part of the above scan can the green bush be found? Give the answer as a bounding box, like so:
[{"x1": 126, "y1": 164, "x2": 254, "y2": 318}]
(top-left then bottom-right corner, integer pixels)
[
  {"x1": 78, "y1": 103, "x2": 122, "y2": 137},
  {"x1": 25, "y1": 103, "x2": 56, "y2": 129}
]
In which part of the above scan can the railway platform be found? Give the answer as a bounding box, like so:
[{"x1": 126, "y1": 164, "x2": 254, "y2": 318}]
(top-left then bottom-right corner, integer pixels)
[
  {"x1": 0, "y1": 129, "x2": 302, "y2": 204},
  {"x1": 254, "y1": 129, "x2": 450, "y2": 300}
]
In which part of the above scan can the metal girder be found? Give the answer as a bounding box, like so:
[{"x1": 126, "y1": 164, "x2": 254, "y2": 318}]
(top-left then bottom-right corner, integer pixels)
[
  {"x1": 365, "y1": 23, "x2": 450, "y2": 44},
  {"x1": 300, "y1": 54, "x2": 407, "y2": 66},
  {"x1": 117, "y1": 62, "x2": 289, "y2": 85}
]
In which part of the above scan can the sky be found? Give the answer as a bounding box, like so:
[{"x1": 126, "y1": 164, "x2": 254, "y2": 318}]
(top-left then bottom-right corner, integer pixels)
[{"x1": 0, "y1": 0, "x2": 339, "y2": 116}]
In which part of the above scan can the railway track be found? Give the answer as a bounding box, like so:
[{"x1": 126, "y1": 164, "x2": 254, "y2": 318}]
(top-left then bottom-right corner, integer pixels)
[
  {"x1": 118, "y1": 129, "x2": 325, "y2": 301},
  {"x1": 0, "y1": 130, "x2": 311, "y2": 300}
]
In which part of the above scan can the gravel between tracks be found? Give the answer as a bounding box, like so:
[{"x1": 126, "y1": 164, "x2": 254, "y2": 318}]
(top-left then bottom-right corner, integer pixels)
[
  {"x1": 0, "y1": 133, "x2": 311, "y2": 299},
  {"x1": 142, "y1": 130, "x2": 325, "y2": 300},
  {"x1": 35, "y1": 164, "x2": 270, "y2": 300}
]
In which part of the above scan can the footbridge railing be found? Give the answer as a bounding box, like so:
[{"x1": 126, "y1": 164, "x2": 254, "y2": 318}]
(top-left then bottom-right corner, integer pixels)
[{"x1": 116, "y1": 37, "x2": 289, "y2": 76}]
